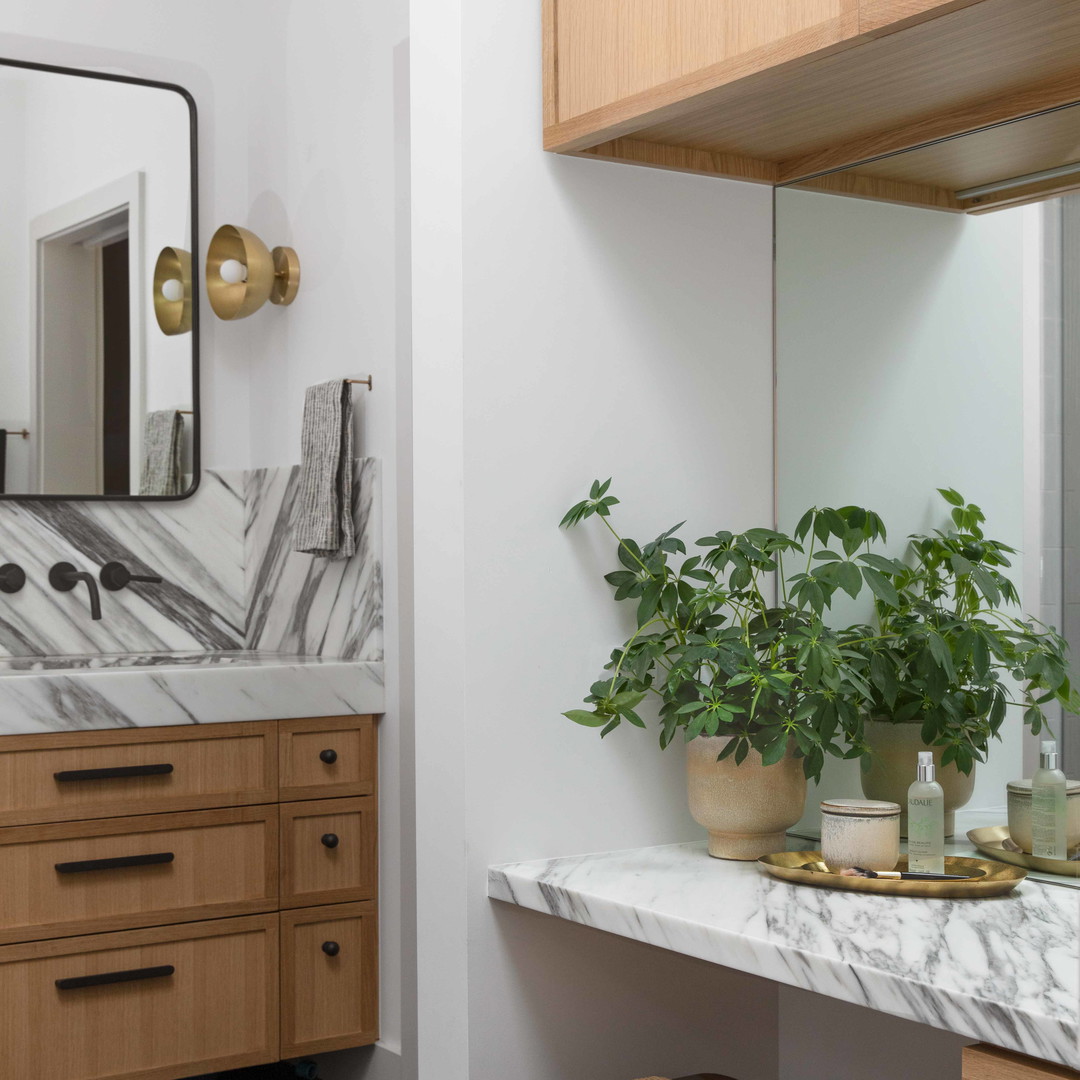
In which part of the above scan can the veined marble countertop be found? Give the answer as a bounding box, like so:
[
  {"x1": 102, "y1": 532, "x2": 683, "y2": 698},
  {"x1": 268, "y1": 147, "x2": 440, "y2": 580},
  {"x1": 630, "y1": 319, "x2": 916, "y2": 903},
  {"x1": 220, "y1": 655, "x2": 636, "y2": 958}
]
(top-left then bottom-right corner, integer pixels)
[
  {"x1": 489, "y1": 840, "x2": 1080, "y2": 1067},
  {"x1": 0, "y1": 651, "x2": 384, "y2": 734}
]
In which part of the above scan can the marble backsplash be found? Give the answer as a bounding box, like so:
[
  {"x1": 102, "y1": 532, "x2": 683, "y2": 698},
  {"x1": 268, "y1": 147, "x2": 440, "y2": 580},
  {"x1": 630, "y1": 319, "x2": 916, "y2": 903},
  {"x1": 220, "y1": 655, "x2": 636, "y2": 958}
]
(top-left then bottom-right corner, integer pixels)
[
  {"x1": 0, "y1": 460, "x2": 381, "y2": 660},
  {"x1": 245, "y1": 459, "x2": 382, "y2": 658}
]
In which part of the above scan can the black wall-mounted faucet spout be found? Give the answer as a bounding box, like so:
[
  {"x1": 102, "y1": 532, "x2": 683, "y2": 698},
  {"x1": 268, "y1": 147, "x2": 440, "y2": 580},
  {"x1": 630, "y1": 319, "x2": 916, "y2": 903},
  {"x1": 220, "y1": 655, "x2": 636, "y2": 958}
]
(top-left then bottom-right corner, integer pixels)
[{"x1": 49, "y1": 562, "x2": 102, "y2": 620}]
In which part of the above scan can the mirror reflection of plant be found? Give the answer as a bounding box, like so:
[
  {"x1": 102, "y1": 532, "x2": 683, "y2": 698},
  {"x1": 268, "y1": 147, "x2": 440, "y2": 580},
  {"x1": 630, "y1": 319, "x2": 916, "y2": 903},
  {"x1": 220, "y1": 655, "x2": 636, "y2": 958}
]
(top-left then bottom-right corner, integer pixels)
[
  {"x1": 843, "y1": 489, "x2": 1080, "y2": 775},
  {"x1": 560, "y1": 480, "x2": 893, "y2": 781}
]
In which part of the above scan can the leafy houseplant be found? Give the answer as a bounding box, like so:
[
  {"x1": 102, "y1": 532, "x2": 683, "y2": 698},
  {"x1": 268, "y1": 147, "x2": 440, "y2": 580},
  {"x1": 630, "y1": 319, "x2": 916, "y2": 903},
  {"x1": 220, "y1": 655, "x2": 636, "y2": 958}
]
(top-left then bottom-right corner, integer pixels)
[{"x1": 559, "y1": 480, "x2": 896, "y2": 784}]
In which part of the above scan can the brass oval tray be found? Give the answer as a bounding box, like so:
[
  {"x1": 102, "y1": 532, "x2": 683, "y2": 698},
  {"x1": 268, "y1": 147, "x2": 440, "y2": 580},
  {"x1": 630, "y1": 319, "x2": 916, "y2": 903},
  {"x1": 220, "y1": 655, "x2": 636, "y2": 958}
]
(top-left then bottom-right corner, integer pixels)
[
  {"x1": 966, "y1": 825, "x2": 1080, "y2": 879},
  {"x1": 758, "y1": 851, "x2": 1026, "y2": 898}
]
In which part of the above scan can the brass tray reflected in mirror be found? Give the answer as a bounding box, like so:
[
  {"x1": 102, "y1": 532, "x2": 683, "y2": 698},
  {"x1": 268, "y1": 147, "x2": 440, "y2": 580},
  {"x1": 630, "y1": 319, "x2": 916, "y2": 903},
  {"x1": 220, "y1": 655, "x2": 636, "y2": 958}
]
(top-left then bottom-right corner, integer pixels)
[
  {"x1": 758, "y1": 851, "x2": 1026, "y2": 898},
  {"x1": 966, "y1": 826, "x2": 1080, "y2": 879}
]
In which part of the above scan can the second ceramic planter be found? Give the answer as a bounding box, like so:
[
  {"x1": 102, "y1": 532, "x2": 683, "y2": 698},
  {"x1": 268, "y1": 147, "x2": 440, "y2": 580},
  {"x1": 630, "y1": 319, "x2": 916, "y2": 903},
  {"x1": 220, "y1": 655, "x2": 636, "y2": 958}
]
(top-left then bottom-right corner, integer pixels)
[{"x1": 860, "y1": 719, "x2": 975, "y2": 837}]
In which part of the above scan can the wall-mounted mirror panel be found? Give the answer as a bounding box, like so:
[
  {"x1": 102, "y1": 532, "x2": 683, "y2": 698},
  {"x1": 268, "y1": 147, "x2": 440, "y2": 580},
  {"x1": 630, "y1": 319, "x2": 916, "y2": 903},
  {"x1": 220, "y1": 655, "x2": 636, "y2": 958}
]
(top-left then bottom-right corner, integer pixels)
[
  {"x1": 776, "y1": 102, "x2": 1080, "y2": 884},
  {"x1": 0, "y1": 60, "x2": 197, "y2": 500}
]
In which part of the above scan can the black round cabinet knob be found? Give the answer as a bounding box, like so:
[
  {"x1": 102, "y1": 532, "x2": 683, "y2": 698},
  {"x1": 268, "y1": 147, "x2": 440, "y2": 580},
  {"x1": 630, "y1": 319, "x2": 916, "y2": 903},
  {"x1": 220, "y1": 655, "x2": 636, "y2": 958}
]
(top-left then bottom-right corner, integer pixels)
[
  {"x1": 319, "y1": 748, "x2": 338, "y2": 765},
  {"x1": 322, "y1": 941, "x2": 340, "y2": 957},
  {"x1": 321, "y1": 833, "x2": 339, "y2": 849}
]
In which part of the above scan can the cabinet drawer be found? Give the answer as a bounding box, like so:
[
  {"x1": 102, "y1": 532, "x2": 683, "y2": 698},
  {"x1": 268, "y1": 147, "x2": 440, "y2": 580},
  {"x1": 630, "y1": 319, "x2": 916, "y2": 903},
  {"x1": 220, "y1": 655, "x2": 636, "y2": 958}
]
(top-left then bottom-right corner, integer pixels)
[
  {"x1": 280, "y1": 797, "x2": 376, "y2": 908},
  {"x1": 0, "y1": 722, "x2": 277, "y2": 826},
  {"x1": 280, "y1": 901, "x2": 378, "y2": 1056},
  {"x1": 279, "y1": 716, "x2": 375, "y2": 800},
  {"x1": 0, "y1": 806, "x2": 278, "y2": 944},
  {"x1": 0, "y1": 913, "x2": 278, "y2": 1080}
]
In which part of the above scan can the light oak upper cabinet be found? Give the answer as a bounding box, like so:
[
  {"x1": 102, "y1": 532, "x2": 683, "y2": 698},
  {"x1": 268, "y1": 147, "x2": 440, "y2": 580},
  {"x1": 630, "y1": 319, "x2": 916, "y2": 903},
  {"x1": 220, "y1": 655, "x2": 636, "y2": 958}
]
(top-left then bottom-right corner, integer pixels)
[{"x1": 544, "y1": 0, "x2": 1080, "y2": 211}]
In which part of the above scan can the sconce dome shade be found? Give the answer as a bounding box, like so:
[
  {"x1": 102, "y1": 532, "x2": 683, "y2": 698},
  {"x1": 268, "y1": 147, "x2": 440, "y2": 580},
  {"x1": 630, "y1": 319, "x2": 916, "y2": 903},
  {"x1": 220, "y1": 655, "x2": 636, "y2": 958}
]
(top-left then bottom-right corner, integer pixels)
[
  {"x1": 206, "y1": 224, "x2": 300, "y2": 319},
  {"x1": 153, "y1": 246, "x2": 193, "y2": 336}
]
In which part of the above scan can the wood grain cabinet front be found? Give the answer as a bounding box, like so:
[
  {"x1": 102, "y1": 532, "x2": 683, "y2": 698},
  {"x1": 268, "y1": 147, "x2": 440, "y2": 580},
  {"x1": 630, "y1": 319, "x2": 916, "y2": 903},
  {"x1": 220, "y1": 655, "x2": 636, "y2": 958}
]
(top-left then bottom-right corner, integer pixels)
[
  {"x1": 0, "y1": 913, "x2": 279, "y2": 1080},
  {"x1": 0, "y1": 713, "x2": 379, "y2": 1078},
  {"x1": 0, "y1": 722, "x2": 278, "y2": 827},
  {"x1": 280, "y1": 901, "x2": 379, "y2": 1057},
  {"x1": 279, "y1": 716, "x2": 376, "y2": 801},
  {"x1": 280, "y1": 796, "x2": 376, "y2": 908},
  {"x1": 963, "y1": 1045, "x2": 1080, "y2": 1079},
  {"x1": 0, "y1": 805, "x2": 279, "y2": 944}
]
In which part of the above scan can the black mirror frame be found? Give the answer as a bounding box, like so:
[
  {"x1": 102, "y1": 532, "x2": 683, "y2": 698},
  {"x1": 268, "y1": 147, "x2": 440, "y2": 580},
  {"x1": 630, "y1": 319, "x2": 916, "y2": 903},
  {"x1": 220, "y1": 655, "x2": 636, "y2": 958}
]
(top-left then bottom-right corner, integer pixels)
[{"x1": 0, "y1": 55, "x2": 199, "y2": 503}]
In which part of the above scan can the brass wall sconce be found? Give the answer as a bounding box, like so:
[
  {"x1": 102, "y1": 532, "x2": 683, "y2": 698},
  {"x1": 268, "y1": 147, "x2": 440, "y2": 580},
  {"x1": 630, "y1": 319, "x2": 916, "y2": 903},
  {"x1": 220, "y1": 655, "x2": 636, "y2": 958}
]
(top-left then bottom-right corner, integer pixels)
[
  {"x1": 206, "y1": 224, "x2": 300, "y2": 320},
  {"x1": 153, "y1": 247, "x2": 193, "y2": 336}
]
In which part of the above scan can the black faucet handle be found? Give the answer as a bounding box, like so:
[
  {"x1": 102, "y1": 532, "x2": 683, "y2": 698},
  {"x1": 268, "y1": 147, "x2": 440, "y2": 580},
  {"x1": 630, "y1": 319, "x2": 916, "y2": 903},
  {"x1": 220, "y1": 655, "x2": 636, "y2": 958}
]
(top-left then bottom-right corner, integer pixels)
[
  {"x1": 0, "y1": 564, "x2": 25, "y2": 594},
  {"x1": 100, "y1": 562, "x2": 164, "y2": 591}
]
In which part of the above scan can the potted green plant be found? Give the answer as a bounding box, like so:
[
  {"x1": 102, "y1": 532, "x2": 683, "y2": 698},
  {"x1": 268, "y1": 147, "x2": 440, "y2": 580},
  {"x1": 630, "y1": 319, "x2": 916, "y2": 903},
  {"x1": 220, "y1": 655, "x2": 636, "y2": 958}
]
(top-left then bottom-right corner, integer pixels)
[
  {"x1": 560, "y1": 480, "x2": 888, "y2": 860},
  {"x1": 843, "y1": 489, "x2": 1080, "y2": 835}
]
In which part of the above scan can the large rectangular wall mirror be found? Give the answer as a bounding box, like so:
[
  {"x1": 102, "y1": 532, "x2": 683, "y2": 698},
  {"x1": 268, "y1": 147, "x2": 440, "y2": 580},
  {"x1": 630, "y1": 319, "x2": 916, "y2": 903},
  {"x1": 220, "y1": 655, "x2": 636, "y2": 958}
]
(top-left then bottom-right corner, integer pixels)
[
  {"x1": 0, "y1": 59, "x2": 197, "y2": 500},
  {"x1": 775, "y1": 101, "x2": 1080, "y2": 884}
]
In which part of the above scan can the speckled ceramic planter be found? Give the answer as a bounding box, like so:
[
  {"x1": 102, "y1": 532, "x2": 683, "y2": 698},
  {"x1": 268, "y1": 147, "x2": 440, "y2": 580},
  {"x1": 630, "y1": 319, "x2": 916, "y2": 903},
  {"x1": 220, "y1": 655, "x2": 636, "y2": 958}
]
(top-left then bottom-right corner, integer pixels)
[
  {"x1": 686, "y1": 735, "x2": 807, "y2": 860},
  {"x1": 860, "y1": 719, "x2": 975, "y2": 837}
]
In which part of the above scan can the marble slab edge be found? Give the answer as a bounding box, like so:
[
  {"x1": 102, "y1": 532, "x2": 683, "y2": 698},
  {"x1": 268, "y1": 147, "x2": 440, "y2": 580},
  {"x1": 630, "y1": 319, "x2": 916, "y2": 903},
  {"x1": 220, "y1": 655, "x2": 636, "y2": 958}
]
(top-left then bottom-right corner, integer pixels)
[
  {"x1": 0, "y1": 660, "x2": 385, "y2": 734},
  {"x1": 489, "y1": 850, "x2": 1079, "y2": 1068}
]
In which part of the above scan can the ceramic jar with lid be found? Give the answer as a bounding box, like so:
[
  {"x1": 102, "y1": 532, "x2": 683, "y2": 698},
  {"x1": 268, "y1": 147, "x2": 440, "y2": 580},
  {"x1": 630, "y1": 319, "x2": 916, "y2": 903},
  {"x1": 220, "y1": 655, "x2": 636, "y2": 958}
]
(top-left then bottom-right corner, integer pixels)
[
  {"x1": 820, "y1": 798, "x2": 901, "y2": 872},
  {"x1": 1006, "y1": 778, "x2": 1080, "y2": 854}
]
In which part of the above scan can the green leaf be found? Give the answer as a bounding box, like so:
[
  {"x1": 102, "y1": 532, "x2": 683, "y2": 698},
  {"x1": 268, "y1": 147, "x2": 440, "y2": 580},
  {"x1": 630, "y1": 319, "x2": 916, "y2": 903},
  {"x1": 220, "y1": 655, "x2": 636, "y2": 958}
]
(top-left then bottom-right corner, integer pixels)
[
  {"x1": 862, "y1": 567, "x2": 899, "y2": 608},
  {"x1": 559, "y1": 500, "x2": 589, "y2": 528},
  {"x1": 716, "y1": 738, "x2": 740, "y2": 761},
  {"x1": 563, "y1": 710, "x2": 609, "y2": 728},
  {"x1": 760, "y1": 737, "x2": 789, "y2": 767},
  {"x1": 794, "y1": 509, "x2": 815, "y2": 542},
  {"x1": 637, "y1": 581, "x2": 662, "y2": 624},
  {"x1": 970, "y1": 565, "x2": 1001, "y2": 607},
  {"x1": 938, "y1": 487, "x2": 965, "y2": 507},
  {"x1": 869, "y1": 653, "x2": 898, "y2": 706},
  {"x1": 837, "y1": 561, "x2": 862, "y2": 599}
]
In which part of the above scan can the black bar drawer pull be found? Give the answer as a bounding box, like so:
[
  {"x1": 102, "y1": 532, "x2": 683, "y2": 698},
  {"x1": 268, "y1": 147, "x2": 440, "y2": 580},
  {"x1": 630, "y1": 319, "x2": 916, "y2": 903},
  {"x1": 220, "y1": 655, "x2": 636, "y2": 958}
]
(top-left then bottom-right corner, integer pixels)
[
  {"x1": 56, "y1": 964, "x2": 175, "y2": 991},
  {"x1": 55, "y1": 852, "x2": 175, "y2": 875},
  {"x1": 54, "y1": 763, "x2": 174, "y2": 783}
]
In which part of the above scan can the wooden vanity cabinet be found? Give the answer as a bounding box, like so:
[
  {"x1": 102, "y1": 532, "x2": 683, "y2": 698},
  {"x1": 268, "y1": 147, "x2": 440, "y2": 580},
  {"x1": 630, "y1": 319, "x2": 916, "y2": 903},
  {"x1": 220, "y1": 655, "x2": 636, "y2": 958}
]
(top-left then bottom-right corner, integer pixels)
[
  {"x1": 963, "y1": 1046, "x2": 1080, "y2": 1079},
  {"x1": 0, "y1": 714, "x2": 378, "y2": 1079},
  {"x1": 546, "y1": 0, "x2": 1080, "y2": 212}
]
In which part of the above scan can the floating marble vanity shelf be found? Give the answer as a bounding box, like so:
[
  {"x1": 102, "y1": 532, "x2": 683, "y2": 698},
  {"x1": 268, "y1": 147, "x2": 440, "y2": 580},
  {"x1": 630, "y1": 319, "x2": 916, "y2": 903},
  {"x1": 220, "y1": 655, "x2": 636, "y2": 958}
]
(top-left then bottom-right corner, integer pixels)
[
  {"x1": 0, "y1": 651, "x2": 384, "y2": 735},
  {"x1": 489, "y1": 840, "x2": 1080, "y2": 1068}
]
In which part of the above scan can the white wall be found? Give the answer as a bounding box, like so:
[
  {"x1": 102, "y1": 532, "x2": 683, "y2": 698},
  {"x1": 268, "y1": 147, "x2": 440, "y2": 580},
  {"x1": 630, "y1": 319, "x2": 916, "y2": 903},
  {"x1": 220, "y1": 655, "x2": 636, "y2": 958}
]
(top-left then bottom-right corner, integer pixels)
[
  {"x1": 0, "y1": 5, "x2": 408, "y2": 1077},
  {"x1": 775, "y1": 187, "x2": 1028, "y2": 824},
  {"x1": 409, "y1": 0, "x2": 783, "y2": 1076}
]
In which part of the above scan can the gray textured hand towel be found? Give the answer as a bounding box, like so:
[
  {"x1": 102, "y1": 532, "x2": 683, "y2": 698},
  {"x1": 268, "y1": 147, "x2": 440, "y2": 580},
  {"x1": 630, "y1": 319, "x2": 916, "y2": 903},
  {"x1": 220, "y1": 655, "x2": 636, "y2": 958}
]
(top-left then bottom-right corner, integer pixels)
[
  {"x1": 139, "y1": 410, "x2": 184, "y2": 496},
  {"x1": 294, "y1": 380, "x2": 355, "y2": 559}
]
